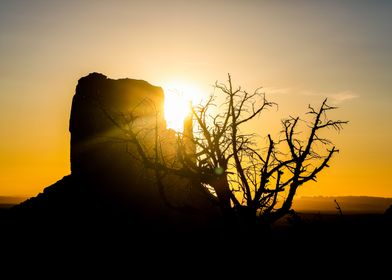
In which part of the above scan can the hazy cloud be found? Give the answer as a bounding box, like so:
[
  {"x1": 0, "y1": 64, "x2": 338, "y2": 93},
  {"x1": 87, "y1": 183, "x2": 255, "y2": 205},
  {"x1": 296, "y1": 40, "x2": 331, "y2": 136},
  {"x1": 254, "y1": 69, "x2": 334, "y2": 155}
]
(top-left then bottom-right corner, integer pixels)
[
  {"x1": 301, "y1": 89, "x2": 359, "y2": 104},
  {"x1": 265, "y1": 86, "x2": 359, "y2": 104},
  {"x1": 327, "y1": 90, "x2": 359, "y2": 104},
  {"x1": 264, "y1": 86, "x2": 292, "y2": 95}
]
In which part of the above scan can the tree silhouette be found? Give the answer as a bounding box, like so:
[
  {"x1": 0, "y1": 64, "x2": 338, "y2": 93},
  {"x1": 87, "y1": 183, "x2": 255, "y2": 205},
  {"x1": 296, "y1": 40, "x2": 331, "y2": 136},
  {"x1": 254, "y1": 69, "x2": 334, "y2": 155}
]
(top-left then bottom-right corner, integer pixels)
[{"x1": 106, "y1": 74, "x2": 347, "y2": 226}]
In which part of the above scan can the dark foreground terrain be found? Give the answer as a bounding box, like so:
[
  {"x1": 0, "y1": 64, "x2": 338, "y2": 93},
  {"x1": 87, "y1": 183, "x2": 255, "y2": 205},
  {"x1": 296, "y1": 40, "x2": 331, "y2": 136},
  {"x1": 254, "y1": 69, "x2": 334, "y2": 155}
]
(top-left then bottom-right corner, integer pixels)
[
  {"x1": 1, "y1": 206, "x2": 391, "y2": 277},
  {"x1": 2, "y1": 191, "x2": 391, "y2": 267},
  {"x1": 1, "y1": 206, "x2": 391, "y2": 263},
  {"x1": 2, "y1": 198, "x2": 391, "y2": 248}
]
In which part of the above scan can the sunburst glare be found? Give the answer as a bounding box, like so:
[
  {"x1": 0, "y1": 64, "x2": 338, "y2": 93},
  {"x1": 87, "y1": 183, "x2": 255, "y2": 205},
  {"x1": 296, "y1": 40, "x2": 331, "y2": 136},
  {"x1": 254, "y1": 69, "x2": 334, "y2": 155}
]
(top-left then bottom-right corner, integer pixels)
[{"x1": 163, "y1": 82, "x2": 204, "y2": 132}]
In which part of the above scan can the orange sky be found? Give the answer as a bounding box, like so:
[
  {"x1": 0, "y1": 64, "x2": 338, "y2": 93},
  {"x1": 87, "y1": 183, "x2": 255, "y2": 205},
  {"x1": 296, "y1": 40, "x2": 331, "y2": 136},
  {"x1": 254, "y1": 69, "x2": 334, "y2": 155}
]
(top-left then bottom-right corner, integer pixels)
[{"x1": 0, "y1": 1, "x2": 391, "y2": 197}]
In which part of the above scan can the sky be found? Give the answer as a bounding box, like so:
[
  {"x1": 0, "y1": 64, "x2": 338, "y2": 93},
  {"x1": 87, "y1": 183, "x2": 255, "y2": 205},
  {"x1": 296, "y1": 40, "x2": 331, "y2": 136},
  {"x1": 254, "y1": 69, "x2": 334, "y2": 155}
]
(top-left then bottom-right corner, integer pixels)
[{"x1": 0, "y1": 0, "x2": 391, "y2": 197}]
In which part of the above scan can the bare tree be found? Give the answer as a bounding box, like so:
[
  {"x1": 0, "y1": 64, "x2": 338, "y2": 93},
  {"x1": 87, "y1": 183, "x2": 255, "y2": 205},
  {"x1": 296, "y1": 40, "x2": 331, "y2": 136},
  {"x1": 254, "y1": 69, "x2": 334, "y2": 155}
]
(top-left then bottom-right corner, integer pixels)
[{"x1": 106, "y1": 74, "x2": 347, "y2": 226}]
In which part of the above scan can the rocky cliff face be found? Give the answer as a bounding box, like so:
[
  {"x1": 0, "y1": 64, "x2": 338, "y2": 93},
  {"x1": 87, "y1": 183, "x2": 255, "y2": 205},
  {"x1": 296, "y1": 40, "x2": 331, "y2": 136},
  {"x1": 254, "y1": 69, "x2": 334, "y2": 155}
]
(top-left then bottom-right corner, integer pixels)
[{"x1": 69, "y1": 73, "x2": 166, "y2": 176}]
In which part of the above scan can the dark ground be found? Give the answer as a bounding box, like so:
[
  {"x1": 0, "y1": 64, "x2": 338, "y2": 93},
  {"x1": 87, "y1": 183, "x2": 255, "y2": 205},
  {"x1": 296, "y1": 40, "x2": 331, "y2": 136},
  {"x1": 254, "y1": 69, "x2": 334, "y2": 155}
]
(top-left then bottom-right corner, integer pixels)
[
  {"x1": 0, "y1": 209, "x2": 390, "y2": 277},
  {"x1": 1, "y1": 205, "x2": 391, "y2": 265}
]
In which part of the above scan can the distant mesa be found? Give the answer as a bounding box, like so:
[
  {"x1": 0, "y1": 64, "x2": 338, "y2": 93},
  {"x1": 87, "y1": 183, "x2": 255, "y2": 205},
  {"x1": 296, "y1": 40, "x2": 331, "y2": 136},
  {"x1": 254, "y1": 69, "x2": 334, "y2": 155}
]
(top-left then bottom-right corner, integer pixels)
[
  {"x1": 0, "y1": 196, "x2": 26, "y2": 209},
  {"x1": 11, "y1": 73, "x2": 215, "y2": 227},
  {"x1": 294, "y1": 196, "x2": 392, "y2": 214}
]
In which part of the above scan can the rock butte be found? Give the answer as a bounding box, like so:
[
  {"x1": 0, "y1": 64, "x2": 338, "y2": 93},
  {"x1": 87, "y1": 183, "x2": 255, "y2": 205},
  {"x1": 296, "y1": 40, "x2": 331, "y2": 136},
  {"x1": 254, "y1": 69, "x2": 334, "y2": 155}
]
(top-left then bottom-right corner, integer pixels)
[{"x1": 12, "y1": 73, "x2": 217, "y2": 229}]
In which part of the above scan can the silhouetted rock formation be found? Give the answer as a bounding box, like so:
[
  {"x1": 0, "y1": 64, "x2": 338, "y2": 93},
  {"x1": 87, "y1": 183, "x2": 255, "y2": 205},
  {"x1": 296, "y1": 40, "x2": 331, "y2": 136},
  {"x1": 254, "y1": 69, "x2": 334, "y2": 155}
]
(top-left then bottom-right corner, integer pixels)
[
  {"x1": 68, "y1": 73, "x2": 167, "y2": 217},
  {"x1": 11, "y1": 73, "x2": 217, "y2": 230}
]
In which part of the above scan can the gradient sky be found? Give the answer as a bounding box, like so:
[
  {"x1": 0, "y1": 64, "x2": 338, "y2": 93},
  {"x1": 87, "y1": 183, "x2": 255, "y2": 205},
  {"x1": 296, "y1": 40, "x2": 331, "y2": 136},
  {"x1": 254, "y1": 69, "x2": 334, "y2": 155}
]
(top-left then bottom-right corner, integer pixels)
[{"x1": 1, "y1": 0, "x2": 391, "y2": 197}]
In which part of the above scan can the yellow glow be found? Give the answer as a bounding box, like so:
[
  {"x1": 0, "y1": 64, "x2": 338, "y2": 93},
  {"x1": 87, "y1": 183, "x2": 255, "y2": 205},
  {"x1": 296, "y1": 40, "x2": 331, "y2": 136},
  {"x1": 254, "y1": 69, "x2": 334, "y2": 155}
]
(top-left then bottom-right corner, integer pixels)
[{"x1": 163, "y1": 82, "x2": 204, "y2": 132}]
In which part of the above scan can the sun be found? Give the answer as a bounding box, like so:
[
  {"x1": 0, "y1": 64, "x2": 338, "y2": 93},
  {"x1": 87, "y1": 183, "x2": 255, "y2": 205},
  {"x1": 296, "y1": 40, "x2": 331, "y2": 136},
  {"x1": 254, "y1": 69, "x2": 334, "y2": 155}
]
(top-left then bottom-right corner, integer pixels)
[
  {"x1": 163, "y1": 81, "x2": 204, "y2": 133},
  {"x1": 164, "y1": 90, "x2": 190, "y2": 132}
]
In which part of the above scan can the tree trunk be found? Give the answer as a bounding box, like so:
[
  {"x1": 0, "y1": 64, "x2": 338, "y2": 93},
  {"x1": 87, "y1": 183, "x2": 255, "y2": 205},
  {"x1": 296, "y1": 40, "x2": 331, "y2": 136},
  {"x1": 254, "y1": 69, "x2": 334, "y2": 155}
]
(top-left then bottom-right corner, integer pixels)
[
  {"x1": 266, "y1": 183, "x2": 299, "y2": 224},
  {"x1": 211, "y1": 175, "x2": 232, "y2": 214}
]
